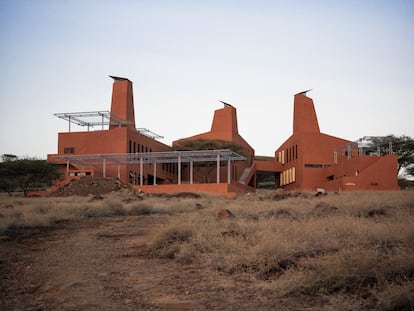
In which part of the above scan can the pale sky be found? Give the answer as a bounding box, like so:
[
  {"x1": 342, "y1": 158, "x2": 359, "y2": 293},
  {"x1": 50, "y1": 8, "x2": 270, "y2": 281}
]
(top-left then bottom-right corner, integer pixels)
[{"x1": 1, "y1": 0, "x2": 413, "y2": 158}]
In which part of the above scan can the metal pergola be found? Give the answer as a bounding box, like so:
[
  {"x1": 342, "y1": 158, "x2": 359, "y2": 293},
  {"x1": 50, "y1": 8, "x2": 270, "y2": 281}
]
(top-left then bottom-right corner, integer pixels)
[
  {"x1": 55, "y1": 149, "x2": 246, "y2": 186},
  {"x1": 54, "y1": 110, "x2": 164, "y2": 139},
  {"x1": 54, "y1": 111, "x2": 132, "y2": 131}
]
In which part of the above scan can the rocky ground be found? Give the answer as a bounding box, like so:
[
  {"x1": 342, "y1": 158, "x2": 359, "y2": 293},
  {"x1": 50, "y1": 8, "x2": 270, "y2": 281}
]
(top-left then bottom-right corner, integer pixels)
[{"x1": 1, "y1": 214, "x2": 327, "y2": 311}]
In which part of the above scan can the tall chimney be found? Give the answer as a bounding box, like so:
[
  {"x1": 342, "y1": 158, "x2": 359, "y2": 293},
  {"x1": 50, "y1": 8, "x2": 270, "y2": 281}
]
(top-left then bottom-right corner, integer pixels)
[
  {"x1": 109, "y1": 76, "x2": 135, "y2": 129},
  {"x1": 293, "y1": 94, "x2": 320, "y2": 133}
]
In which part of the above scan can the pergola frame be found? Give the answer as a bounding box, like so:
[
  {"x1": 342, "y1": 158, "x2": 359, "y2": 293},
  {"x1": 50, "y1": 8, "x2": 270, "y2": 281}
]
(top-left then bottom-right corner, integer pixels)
[
  {"x1": 55, "y1": 149, "x2": 246, "y2": 186},
  {"x1": 54, "y1": 111, "x2": 133, "y2": 131},
  {"x1": 53, "y1": 111, "x2": 163, "y2": 139}
]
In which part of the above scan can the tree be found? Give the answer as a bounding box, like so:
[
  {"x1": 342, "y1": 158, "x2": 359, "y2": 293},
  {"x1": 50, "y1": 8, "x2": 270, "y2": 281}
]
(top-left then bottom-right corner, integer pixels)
[
  {"x1": 0, "y1": 158, "x2": 62, "y2": 196},
  {"x1": 1, "y1": 154, "x2": 17, "y2": 162},
  {"x1": 357, "y1": 135, "x2": 414, "y2": 177}
]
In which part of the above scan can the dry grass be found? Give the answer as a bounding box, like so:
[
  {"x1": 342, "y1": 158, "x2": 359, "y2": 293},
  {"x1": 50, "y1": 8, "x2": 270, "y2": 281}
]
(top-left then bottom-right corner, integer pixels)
[
  {"x1": 148, "y1": 190, "x2": 414, "y2": 309},
  {"x1": 1, "y1": 189, "x2": 413, "y2": 309}
]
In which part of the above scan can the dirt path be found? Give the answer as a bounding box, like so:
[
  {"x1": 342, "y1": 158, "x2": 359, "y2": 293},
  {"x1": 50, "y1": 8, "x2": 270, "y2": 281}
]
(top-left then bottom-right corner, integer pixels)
[{"x1": 1, "y1": 215, "x2": 321, "y2": 310}]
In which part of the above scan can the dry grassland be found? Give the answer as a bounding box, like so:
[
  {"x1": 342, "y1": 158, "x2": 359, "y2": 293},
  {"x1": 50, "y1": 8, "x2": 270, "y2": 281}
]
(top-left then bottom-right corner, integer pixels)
[{"x1": 1, "y1": 189, "x2": 413, "y2": 310}]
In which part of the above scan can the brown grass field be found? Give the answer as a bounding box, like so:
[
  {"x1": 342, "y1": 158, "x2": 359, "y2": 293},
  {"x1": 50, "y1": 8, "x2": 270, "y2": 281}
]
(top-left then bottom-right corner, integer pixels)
[{"x1": 0, "y1": 188, "x2": 413, "y2": 310}]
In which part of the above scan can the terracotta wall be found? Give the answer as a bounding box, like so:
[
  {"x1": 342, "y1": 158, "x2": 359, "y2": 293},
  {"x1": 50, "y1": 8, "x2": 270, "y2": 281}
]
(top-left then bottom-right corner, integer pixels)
[
  {"x1": 173, "y1": 104, "x2": 255, "y2": 184},
  {"x1": 274, "y1": 93, "x2": 398, "y2": 191}
]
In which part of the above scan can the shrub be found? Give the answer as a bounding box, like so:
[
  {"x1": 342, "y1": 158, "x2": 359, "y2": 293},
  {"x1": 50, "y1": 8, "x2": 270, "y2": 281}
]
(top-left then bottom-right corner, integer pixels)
[{"x1": 151, "y1": 225, "x2": 194, "y2": 250}]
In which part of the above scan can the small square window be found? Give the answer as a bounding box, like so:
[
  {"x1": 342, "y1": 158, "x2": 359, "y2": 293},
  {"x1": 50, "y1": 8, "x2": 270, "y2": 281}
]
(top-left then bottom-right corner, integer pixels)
[{"x1": 64, "y1": 147, "x2": 75, "y2": 154}]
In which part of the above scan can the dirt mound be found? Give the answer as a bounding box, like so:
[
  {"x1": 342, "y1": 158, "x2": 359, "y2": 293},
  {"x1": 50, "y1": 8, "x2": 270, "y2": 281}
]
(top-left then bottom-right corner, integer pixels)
[{"x1": 51, "y1": 176, "x2": 128, "y2": 197}]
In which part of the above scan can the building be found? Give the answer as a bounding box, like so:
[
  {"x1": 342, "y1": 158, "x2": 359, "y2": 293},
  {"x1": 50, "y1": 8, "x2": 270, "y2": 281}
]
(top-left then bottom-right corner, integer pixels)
[
  {"x1": 48, "y1": 77, "x2": 399, "y2": 195},
  {"x1": 274, "y1": 91, "x2": 399, "y2": 191}
]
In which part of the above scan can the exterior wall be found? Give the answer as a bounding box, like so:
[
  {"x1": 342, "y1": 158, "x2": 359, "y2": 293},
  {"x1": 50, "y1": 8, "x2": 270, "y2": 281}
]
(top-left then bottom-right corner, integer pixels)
[
  {"x1": 173, "y1": 104, "x2": 255, "y2": 184},
  {"x1": 321, "y1": 155, "x2": 399, "y2": 191},
  {"x1": 274, "y1": 93, "x2": 398, "y2": 191},
  {"x1": 48, "y1": 76, "x2": 399, "y2": 195},
  {"x1": 55, "y1": 127, "x2": 172, "y2": 184},
  {"x1": 49, "y1": 77, "x2": 172, "y2": 185}
]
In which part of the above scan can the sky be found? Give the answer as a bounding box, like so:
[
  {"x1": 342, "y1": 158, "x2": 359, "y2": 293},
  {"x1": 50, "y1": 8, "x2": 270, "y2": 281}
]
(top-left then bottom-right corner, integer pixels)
[{"x1": 0, "y1": 0, "x2": 413, "y2": 158}]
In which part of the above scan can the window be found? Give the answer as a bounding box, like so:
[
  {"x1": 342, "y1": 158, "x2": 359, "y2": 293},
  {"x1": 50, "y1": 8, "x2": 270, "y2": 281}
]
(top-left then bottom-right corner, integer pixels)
[
  {"x1": 64, "y1": 147, "x2": 75, "y2": 154},
  {"x1": 304, "y1": 164, "x2": 323, "y2": 168}
]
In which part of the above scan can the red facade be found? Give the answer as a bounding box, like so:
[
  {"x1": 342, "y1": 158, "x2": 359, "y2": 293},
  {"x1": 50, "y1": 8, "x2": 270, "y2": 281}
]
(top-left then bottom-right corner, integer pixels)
[
  {"x1": 48, "y1": 78, "x2": 399, "y2": 195},
  {"x1": 274, "y1": 94, "x2": 399, "y2": 191}
]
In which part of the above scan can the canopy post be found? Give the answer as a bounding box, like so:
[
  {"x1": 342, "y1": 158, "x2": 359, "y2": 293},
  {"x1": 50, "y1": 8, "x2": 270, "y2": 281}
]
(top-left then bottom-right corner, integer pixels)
[
  {"x1": 102, "y1": 158, "x2": 106, "y2": 178},
  {"x1": 178, "y1": 154, "x2": 182, "y2": 184},
  {"x1": 227, "y1": 159, "x2": 231, "y2": 184},
  {"x1": 190, "y1": 160, "x2": 194, "y2": 184},
  {"x1": 216, "y1": 153, "x2": 220, "y2": 183},
  {"x1": 153, "y1": 162, "x2": 157, "y2": 185},
  {"x1": 140, "y1": 157, "x2": 143, "y2": 186}
]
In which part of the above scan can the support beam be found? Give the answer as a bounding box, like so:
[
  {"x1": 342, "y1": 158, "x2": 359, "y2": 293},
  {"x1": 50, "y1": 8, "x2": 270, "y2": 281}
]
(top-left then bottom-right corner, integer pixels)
[
  {"x1": 103, "y1": 158, "x2": 106, "y2": 178},
  {"x1": 153, "y1": 162, "x2": 157, "y2": 185},
  {"x1": 190, "y1": 160, "x2": 193, "y2": 184},
  {"x1": 178, "y1": 154, "x2": 181, "y2": 184},
  {"x1": 117, "y1": 162, "x2": 120, "y2": 179},
  {"x1": 140, "y1": 157, "x2": 143, "y2": 186},
  {"x1": 66, "y1": 160, "x2": 70, "y2": 176},
  {"x1": 227, "y1": 159, "x2": 231, "y2": 184},
  {"x1": 216, "y1": 154, "x2": 220, "y2": 184}
]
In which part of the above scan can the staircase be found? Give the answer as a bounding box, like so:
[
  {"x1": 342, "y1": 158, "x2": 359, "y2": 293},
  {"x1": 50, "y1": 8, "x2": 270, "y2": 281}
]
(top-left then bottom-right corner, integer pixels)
[{"x1": 238, "y1": 162, "x2": 256, "y2": 185}]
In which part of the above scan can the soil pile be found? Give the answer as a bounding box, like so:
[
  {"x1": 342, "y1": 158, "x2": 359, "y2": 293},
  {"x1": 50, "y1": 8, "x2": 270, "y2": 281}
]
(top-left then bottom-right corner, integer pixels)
[{"x1": 51, "y1": 177, "x2": 128, "y2": 197}]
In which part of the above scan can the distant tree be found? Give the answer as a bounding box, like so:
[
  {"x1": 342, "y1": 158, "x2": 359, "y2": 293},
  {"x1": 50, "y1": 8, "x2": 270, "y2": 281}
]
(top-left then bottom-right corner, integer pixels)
[
  {"x1": 358, "y1": 135, "x2": 414, "y2": 177},
  {"x1": 0, "y1": 159, "x2": 62, "y2": 196},
  {"x1": 1, "y1": 154, "x2": 18, "y2": 162}
]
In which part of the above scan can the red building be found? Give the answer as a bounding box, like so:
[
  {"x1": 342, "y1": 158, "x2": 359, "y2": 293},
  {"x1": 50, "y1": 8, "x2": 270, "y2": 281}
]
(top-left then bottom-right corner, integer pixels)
[
  {"x1": 274, "y1": 91, "x2": 399, "y2": 191},
  {"x1": 48, "y1": 77, "x2": 399, "y2": 195}
]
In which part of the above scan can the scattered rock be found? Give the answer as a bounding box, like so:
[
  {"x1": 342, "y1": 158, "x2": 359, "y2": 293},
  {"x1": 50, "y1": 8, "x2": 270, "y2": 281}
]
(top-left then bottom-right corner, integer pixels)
[
  {"x1": 315, "y1": 188, "x2": 327, "y2": 197},
  {"x1": 217, "y1": 209, "x2": 235, "y2": 219}
]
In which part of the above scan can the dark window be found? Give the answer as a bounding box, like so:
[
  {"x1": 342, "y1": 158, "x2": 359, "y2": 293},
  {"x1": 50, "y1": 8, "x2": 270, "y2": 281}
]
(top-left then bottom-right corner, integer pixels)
[
  {"x1": 128, "y1": 140, "x2": 132, "y2": 153},
  {"x1": 64, "y1": 147, "x2": 75, "y2": 154},
  {"x1": 304, "y1": 164, "x2": 323, "y2": 168}
]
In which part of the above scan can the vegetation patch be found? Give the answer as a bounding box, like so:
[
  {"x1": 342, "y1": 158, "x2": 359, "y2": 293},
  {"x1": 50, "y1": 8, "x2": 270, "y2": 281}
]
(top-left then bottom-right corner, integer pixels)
[{"x1": 0, "y1": 190, "x2": 413, "y2": 309}]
